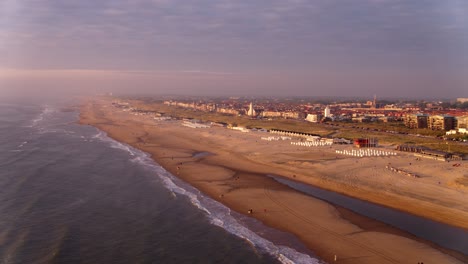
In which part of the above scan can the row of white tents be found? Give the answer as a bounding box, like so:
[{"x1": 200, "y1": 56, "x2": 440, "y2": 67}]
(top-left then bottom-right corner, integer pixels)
[
  {"x1": 335, "y1": 149, "x2": 397, "y2": 157},
  {"x1": 291, "y1": 141, "x2": 333, "y2": 147},
  {"x1": 269, "y1": 129, "x2": 316, "y2": 138},
  {"x1": 261, "y1": 136, "x2": 292, "y2": 141}
]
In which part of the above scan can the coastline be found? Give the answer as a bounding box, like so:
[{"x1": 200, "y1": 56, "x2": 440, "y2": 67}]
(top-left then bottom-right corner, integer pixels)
[{"x1": 79, "y1": 98, "x2": 468, "y2": 264}]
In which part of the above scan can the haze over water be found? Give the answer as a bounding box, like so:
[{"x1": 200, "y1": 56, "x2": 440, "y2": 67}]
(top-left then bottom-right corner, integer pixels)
[{"x1": 0, "y1": 100, "x2": 319, "y2": 264}]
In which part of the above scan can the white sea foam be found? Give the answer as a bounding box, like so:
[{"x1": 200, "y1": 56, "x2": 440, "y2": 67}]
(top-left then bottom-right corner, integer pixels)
[
  {"x1": 93, "y1": 129, "x2": 322, "y2": 264},
  {"x1": 92, "y1": 131, "x2": 136, "y2": 155},
  {"x1": 30, "y1": 105, "x2": 55, "y2": 127},
  {"x1": 29, "y1": 105, "x2": 76, "y2": 135}
]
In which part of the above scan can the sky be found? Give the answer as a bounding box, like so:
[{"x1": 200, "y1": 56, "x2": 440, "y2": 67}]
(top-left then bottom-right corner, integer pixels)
[{"x1": 0, "y1": 0, "x2": 467, "y2": 98}]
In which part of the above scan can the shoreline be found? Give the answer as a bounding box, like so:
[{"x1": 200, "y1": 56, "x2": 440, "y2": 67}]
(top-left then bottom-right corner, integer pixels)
[{"x1": 79, "y1": 98, "x2": 468, "y2": 263}]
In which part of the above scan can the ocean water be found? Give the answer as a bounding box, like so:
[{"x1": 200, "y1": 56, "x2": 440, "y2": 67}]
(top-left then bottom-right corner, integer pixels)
[{"x1": 0, "y1": 100, "x2": 320, "y2": 264}]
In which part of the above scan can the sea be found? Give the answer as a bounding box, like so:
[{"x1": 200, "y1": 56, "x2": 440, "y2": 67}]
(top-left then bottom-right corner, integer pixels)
[{"x1": 0, "y1": 99, "x2": 320, "y2": 264}]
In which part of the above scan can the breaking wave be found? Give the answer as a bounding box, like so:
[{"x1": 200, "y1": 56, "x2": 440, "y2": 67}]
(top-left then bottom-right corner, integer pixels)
[
  {"x1": 29, "y1": 105, "x2": 56, "y2": 127},
  {"x1": 92, "y1": 130, "x2": 321, "y2": 264}
]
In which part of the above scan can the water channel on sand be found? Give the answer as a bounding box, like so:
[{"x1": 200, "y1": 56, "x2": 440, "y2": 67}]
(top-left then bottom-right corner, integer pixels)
[{"x1": 269, "y1": 175, "x2": 468, "y2": 255}]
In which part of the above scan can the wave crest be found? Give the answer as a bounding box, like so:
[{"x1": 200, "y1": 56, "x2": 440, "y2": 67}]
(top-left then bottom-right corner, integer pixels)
[
  {"x1": 29, "y1": 105, "x2": 56, "y2": 127},
  {"x1": 92, "y1": 129, "x2": 321, "y2": 264}
]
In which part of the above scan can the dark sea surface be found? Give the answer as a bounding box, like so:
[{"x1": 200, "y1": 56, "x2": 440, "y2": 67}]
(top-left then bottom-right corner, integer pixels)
[{"x1": 0, "y1": 100, "x2": 319, "y2": 264}]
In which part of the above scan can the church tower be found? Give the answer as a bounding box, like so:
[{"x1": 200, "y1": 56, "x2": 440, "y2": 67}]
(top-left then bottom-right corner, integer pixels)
[{"x1": 247, "y1": 102, "x2": 256, "y2": 117}]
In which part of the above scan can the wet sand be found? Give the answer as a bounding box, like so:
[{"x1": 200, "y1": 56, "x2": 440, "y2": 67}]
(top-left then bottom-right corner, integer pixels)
[{"x1": 79, "y1": 98, "x2": 468, "y2": 264}]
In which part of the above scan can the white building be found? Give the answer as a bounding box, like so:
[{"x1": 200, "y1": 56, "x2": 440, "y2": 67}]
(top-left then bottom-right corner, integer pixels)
[
  {"x1": 324, "y1": 106, "x2": 331, "y2": 118},
  {"x1": 446, "y1": 128, "x2": 468, "y2": 135},
  {"x1": 262, "y1": 111, "x2": 282, "y2": 118},
  {"x1": 247, "y1": 102, "x2": 256, "y2": 117},
  {"x1": 305, "y1": 114, "x2": 320, "y2": 123}
]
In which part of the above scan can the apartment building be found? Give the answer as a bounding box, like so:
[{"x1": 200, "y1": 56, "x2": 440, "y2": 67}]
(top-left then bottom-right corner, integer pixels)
[
  {"x1": 428, "y1": 115, "x2": 456, "y2": 131},
  {"x1": 456, "y1": 115, "x2": 468, "y2": 129},
  {"x1": 404, "y1": 114, "x2": 429, "y2": 129}
]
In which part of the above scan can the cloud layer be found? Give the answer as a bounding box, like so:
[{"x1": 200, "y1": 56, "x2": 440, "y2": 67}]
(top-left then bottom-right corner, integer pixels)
[{"x1": 0, "y1": 0, "x2": 467, "y2": 97}]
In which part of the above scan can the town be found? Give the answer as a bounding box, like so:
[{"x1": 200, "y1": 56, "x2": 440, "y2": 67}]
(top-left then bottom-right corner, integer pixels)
[
  {"x1": 110, "y1": 95, "x2": 468, "y2": 159},
  {"x1": 161, "y1": 96, "x2": 468, "y2": 138}
]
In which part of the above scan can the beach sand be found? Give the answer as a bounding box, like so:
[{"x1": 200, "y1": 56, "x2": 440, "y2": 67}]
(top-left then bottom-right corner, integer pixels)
[{"x1": 80, "y1": 98, "x2": 468, "y2": 264}]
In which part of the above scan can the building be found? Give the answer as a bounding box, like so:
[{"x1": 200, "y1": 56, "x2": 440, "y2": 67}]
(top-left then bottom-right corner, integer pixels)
[
  {"x1": 457, "y1": 98, "x2": 468, "y2": 103},
  {"x1": 446, "y1": 128, "x2": 468, "y2": 135},
  {"x1": 324, "y1": 106, "x2": 331, "y2": 118},
  {"x1": 217, "y1": 108, "x2": 239, "y2": 115},
  {"x1": 354, "y1": 138, "x2": 378, "y2": 148},
  {"x1": 305, "y1": 114, "x2": 321, "y2": 123},
  {"x1": 247, "y1": 102, "x2": 256, "y2": 117},
  {"x1": 397, "y1": 145, "x2": 465, "y2": 161},
  {"x1": 457, "y1": 116, "x2": 468, "y2": 129},
  {"x1": 262, "y1": 111, "x2": 283, "y2": 118},
  {"x1": 282, "y1": 111, "x2": 301, "y2": 119},
  {"x1": 428, "y1": 115, "x2": 456, "y2": 131},
  {"x1": 404, "y1": 114, "x2": 429, "y2": 129},
  {"x1": 262, "y1": 110, "x2": 302, "y2": 119}
]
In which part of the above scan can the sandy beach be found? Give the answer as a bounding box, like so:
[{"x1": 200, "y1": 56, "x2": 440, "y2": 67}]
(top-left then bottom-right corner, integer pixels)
[{"x1": 79, "y1": 98, "x2": 468, "y2": 264}]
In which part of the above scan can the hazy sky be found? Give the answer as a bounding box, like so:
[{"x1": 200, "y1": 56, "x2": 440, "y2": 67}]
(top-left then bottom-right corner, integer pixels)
[{"x1": 1, "y1": 0, "x2": 467, "y2": 98}]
